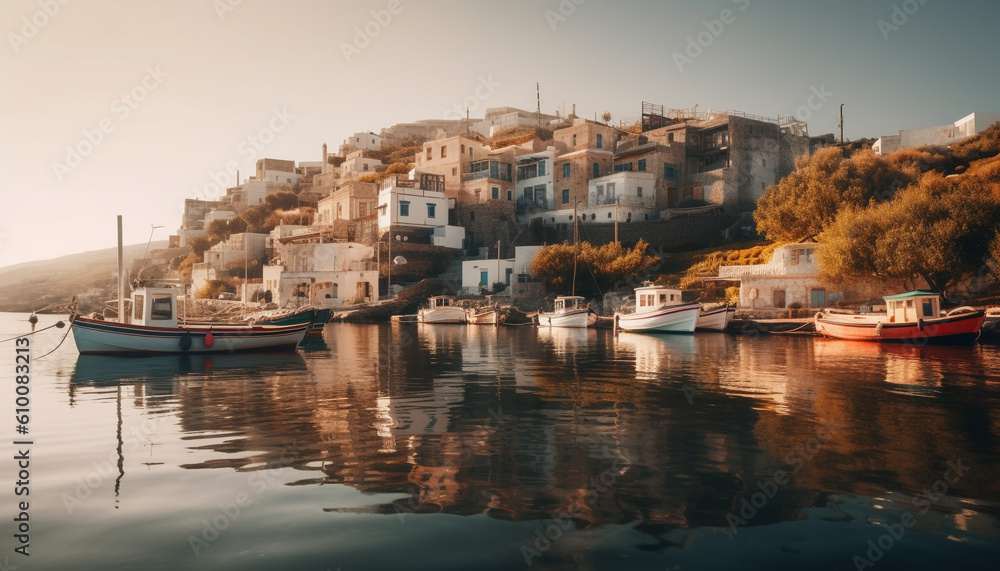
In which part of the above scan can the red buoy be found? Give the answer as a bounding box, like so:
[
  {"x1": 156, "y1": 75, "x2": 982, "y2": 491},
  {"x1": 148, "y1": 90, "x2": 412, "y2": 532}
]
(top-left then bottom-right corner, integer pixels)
[{"x1": 204, "y1": 331, "x2": 215, "y2": 348}]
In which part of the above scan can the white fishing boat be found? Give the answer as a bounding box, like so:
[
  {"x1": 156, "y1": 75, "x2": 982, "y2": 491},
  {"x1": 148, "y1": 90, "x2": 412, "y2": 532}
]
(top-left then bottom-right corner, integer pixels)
[
  {"x1": 71, "y1": 286, "x2": 309, "y2": 355},
  {"x1": 467, "y1": 305, "x2": 501, "y2": 325},
  {"x1": 615, "y1": 285, "x2": 700, "y2": 333},
  {"x1": 418, "y1": 295, "x2": 467, "y2": 324},
  {"x1": 537, "y1": 296, "x2": 597, "y2": 328},
  {"x1": 697, "y1": 305, "x2": 736, "y2": 332}
]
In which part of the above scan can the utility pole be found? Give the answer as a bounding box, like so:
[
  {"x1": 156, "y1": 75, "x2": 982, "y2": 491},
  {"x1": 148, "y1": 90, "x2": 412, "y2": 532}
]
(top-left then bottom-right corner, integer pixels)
[
  {"x1": 536, "y1": 83, "x2": 541, "y2": 132},
  {"x1": 614, "y1": 197, "x2": 619, "y2": 244},
  {"x1": 839, "y1": 104, "x2": 845, "y2": 143}
]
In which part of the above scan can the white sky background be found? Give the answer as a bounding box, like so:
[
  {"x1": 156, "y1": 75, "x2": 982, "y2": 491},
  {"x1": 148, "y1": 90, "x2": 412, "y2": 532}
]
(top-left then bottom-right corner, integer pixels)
[{"x1": 1, "y1": 0, "x2": 998, "y2": 267}]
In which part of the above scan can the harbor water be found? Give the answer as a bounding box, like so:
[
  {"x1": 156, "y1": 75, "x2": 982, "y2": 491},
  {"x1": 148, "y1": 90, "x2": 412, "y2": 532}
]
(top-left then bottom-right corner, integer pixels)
[{"x1": 2, "y1": 312, "x2": 999, "y2": 570}]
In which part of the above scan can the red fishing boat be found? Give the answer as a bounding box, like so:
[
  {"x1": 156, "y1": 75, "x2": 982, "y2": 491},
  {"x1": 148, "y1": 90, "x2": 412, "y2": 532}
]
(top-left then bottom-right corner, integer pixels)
[{"x1": 814, "y1": 291, "x2": 984, "y2": 344}]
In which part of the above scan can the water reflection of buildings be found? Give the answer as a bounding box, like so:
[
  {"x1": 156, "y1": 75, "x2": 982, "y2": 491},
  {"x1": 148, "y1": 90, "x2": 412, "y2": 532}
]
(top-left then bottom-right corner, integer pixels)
[{"x1": 70, "y1": 326, "x2": 1000, "y2": 542}]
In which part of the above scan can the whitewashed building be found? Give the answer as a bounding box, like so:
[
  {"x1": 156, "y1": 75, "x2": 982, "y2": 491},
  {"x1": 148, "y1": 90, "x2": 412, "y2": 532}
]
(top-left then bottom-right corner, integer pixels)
[{"x1": 718, "y1": 241, "x2": 828, "y2": 310}]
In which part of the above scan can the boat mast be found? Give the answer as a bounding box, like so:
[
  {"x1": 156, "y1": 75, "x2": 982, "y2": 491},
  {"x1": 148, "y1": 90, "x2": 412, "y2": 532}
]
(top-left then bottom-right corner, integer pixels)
[
  {"x1": 572, "y1": 201, "x2": 578, "y2": 296},
  {"x1": 117, "y1": 215, "x2": 125, "y2": 323}
]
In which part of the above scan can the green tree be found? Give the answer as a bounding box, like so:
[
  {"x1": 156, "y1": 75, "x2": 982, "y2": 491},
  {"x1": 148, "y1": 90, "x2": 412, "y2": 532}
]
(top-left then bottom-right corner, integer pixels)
[
  {"x1": 188, "y1": 236, "x2": 214, "y2": 257},
  {"x1": 205, "y1": 219, "x2": 232, "y2": 244},
  {"x1": 530, "y1": 240, "x2": 659, "y2": 295},
  {"x1": 818, "y1": 172, "x2": 1000, "y2": 295},
  {"x1": 754, "y1": 148, "x2": 917, "y2": 242}
]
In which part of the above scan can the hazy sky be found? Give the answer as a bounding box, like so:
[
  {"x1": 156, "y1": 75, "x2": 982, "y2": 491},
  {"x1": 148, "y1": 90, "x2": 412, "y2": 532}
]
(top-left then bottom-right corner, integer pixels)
[{"x1": 2, "y1": 0, "x2": 998, "y2": 268}]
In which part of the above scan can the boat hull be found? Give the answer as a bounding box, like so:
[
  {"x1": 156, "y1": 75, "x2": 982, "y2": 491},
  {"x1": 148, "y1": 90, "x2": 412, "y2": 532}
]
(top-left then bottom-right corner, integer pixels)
[
  {"x1": 616, "y1": 304, "x2": 701, "y2": 333},
  {"x1": 418, "y1": 307, "x2": 467, "y2": 324},
  {"x1": 467, "y1": 309, "x2": 500, "y2": 325},
  {"x1": 814, "y1": 309, "x2": 985, "y2": 344},
  {"x1": 697, "y1": 306, "x2": 736, "y2": 332},
  {"x1": 538, "y1": 308, "x2": 596, "y2": 328},
  {"x1": 71, "y1": 316, "x2": 309, "y2": 355}
]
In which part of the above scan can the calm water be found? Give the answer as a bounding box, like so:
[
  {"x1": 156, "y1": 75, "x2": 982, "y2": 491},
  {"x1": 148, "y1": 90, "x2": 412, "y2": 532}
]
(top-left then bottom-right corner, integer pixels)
[{"x1": 2, "y1": 312, "x2": 1000, "y2": 570}]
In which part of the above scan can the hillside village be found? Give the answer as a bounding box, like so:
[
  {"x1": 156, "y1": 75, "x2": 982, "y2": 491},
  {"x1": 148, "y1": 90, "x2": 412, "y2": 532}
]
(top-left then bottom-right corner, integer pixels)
[{"x1": 132, "y1": 103, "x2": 1000, "y2": 316}]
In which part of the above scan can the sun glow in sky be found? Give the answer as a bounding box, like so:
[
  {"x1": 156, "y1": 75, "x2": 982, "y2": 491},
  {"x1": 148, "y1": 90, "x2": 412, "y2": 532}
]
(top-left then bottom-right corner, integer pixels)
[{"x1": 1, "y1": 0, "x2": 997, "y2": 268}]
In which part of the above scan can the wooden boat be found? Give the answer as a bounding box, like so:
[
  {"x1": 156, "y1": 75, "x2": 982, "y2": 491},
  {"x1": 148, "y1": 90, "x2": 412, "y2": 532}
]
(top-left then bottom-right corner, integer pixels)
[
  {"x1": 537, "y1": 296, "x2": 597, "y2": 328},
  {"x1": 615, "y1": 285, "x2": 700, "y2": 334},
  {"x1": 418, "y1": 295, "x2": 467, "y2": 324},
  {"x1": 467, "y1": 305, "x2": 501, "y2": 325},
  {"x1": 245, "y1": 305, "x2": 330, "y2": 335},
  {"x1": 697, "y1": 305, "x2": 736, "y2": 332},
  {"x1": 71, "y1": 286, "x2": 309, "y2": 355},
  {"x1": 814, "y1": 291, "x2": 984, "y2": 344}
]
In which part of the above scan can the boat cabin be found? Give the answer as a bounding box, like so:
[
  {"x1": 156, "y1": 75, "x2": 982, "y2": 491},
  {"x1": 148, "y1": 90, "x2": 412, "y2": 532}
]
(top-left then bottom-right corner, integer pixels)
[
  {"x1": 884, "y1": 291, "x2": 940, "y2": 323},
  {"x1": 634, "y1": 286, "x2": 683, "y2": 314},
  {"x1": 130, "y1": 287, "x2": 180, "y2": 328},
  {"x1": 427, "y1": 295, "x2": 457, "y2": 309},
  {"x1": 554, "y1": 296, "x2": 586, "y2": 312}
]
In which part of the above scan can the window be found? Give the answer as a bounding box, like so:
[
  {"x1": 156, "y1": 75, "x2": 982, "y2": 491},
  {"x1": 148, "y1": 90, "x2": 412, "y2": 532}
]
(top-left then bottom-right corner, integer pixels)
[
  {"x1": 664, "y1": 164, "x2": 678, "y2": 180},
  {"x1": 593, "y1": 163, "x2": 600, "y2": 178},
  {"x1": 469, "y1": 147, "x2": 474, "y2": 159},
  {"x1": 538, "y1": 160, "x2": 546, "y2": 176},
  {"x1": 440, "y1": 145, "x2": 447, "y2": 158},
  {"x1": 636, "y1": 186, "x2": 643, "y2": 198},
  {"x1": 562, "y1": 163, "x2": 570, "y2": 178},
  {"x1": 773, "y1": 290, "x2": 786, "y2": 309},
  {"x1": 596, "y1": 134, "x2": 603, "y2": 149},
  {"x1": 452, "y1": 167, "x2": 457, "y2": 176},
  {"x1": 572, "y1": 134, "x2": 577, "y2": 146},
  {"x1": 427, "y1": 203, "x2": 436, "y2": 218},
  {"x1": 336, "y1": 204, "x2": 343, "y2": 219},
  {"x1": 668, "y1": 133, "x2": 675, "y2": 143},
  {"x1": 507, "y1": 190, "x2": 512, "y2": 201},
  {"x1": 399, "y1": 201, "x2": 410, "y2": 217},
  {"x1": 597, "y1": 184, "x2": 604, "y2": 196},
  {"x1": 562, "y1": 189, "x2": 569, "y2": 204},
  {"x1": 607, "y1": 182, "x2": 616, "y2": 198},
  {"x1": 150, "y1": 296, "x2": 171, "y2": 320},
  {"x1": 638, "y1": 159, "x2": 647, "y2": 172},
  {"x1": 534, "y1": 184, "x2": 546, "y2": 207},
  {"x1": 426, "y1": 147, "x2": 432, "y2": 160},
  {"x1": 362, "y1": 164, "x2": 369, "y2": 171},
  {"x1": 461, "y1": 144, "x2": 465, "y2": 154},
  {"x1": 492, "y1": 186, "x2": 499, "y2": 200}
]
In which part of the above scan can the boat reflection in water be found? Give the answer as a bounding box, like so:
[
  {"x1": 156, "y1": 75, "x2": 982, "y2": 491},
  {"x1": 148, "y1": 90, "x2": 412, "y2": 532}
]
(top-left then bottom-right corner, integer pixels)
[
  {"x1": 813, "y1": 338, "x2": 984, "y2": 396},
  {"x1": 70, "y1": 352, "x2": 308, "y2": 386}
]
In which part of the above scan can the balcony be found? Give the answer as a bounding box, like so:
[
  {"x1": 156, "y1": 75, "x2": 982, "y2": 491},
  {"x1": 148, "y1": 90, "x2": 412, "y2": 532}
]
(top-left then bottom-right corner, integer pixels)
[
  {"x1": 718, "y1": 264, "x2": 784, "y2": 278},
  {"x1": 463, "y1": 159, "x2": 512, "y2": 182}
]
